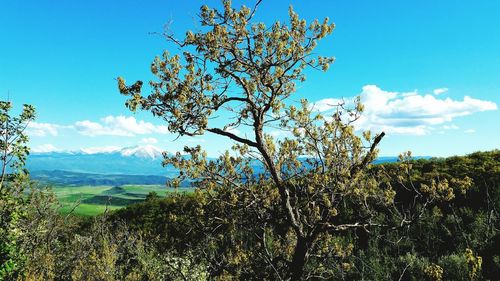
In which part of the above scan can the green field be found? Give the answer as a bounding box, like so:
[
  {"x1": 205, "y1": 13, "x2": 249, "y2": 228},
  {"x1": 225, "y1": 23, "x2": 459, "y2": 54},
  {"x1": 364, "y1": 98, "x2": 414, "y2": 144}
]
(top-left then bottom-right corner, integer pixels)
[{"x1": 52, "y1": 184, "x2": 193, "y2": 216}]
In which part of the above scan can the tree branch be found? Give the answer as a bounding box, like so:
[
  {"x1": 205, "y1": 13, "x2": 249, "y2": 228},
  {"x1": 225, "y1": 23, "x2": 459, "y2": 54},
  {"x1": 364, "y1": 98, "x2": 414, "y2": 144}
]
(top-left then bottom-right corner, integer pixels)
[
  {"x1": 207, "y1": 127, "x2": 258, "y2": 147},
  {"x1": 213, "y1": 96, "x2": 248, "y2": 110},
  {"x1": 350, "y1": 131, "x2": 385, "y2": 177}
]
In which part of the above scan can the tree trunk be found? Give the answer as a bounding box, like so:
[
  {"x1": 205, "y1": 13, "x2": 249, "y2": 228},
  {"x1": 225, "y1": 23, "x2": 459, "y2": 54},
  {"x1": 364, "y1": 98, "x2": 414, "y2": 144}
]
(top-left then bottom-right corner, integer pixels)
[{"x1": 289, "y1": 236, "x2": 310, "y2": 281}]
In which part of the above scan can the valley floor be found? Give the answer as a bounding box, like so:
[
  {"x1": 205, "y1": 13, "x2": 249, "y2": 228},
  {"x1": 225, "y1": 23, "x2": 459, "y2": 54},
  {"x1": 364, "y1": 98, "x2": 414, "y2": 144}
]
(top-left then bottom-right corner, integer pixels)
[{"x1": 47, "y1": 184, "x2": 193, "y2": 216}]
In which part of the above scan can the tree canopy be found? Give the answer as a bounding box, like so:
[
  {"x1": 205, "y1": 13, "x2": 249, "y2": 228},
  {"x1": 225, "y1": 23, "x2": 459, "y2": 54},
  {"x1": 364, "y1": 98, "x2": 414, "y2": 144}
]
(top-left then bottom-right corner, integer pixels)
[{"x1": 118, "y1": 1, "x2": 474, "y2": 279}]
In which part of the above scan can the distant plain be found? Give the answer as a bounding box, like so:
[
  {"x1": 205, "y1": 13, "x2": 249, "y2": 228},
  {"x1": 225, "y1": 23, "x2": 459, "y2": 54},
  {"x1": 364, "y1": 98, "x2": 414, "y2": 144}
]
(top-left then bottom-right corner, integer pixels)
[{"x1": 49, "y1": 184, "x2": 193, "y2": 216}]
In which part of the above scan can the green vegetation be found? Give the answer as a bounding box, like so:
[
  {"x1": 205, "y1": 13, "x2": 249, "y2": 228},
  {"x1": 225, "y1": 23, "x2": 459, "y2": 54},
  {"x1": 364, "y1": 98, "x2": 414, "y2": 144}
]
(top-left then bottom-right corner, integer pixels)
[
  {"x1": 0, "y1": 102, "x2": 498, "y2": 280},
  {"x1": 1, "y1": 1, "x2": 498, "y2": 280},
  {"x1": 2, "y1": 151, "x2": 496, "y2": 281},
  {"x1": 50, "y1": 184, "x2": 193, "y2": 216},
  {"x1": 0, "y1": 101, "x2": 35, "y2": 280}
]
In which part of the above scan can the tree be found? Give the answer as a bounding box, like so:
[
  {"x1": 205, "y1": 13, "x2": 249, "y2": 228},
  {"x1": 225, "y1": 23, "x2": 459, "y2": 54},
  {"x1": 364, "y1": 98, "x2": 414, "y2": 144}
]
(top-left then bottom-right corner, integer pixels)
[
  {"x1": 0, "y1": 101, "x2": 35, "y2": 190},
  {"x1": 118, "y1": 1, "x2": 470, "y2": 279},
  {"x1": 0, "y1": 101, "x2": 35, "y2": 279}
]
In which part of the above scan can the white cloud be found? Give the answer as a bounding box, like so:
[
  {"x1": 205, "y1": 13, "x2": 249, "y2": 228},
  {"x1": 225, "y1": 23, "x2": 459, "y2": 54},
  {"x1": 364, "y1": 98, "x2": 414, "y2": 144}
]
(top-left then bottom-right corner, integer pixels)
[
  {"x1": 433, "y1": 88, "x2": 449, "y2": 95},
  {"x1": 74, "y1": 120, "x2": 104, "y2": 135},
  {"x1": 464, "y1": 129, "x2": 476, "y2": 134},
  {"x1": 27, "y1": 122, "x2": 60, "y2": 137},
  {"x1": 442, "y1": 124, "x2": 459, "y2": 130},
  {"x1": 314, "y1": 85, "x2": 497, "y2": 136},
  {"x1": 140, "y1": 137, "x2": 158, "y2": 144},
  {"x1": 80, "y1": 146, "x2": 122, "y2": 154},
  {"x1": 32, "y1": 144, "x2": 60, "y2": 153},
  {"x1": 75, "y1": 115, "x2": 169, "y2": 137},
  {"x1": 310, "y1": 98, "x2": 343, "y2": 112}
]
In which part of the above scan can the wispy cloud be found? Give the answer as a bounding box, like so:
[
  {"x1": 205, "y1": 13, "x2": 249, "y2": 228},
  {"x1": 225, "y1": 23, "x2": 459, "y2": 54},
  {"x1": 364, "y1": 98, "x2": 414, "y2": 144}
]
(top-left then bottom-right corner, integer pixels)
[
  {"x1": 32, "y1": 144, "x2": 60, "y2": 153},
  {"x1": 74, "y1": 115, "x2": 169, "y2": 137},
  {"x1": 27, "y1": 122, "x2": 61, "y2": 137},
  {"x1": 433, "y1": 88, "x2": 449, "y2": 95},
  {"x1": 140, "y1": 137, "x2": 158, "y2": 144},
  {"x1": 28, "y1": 116, "x2": 170, "y2": 139},
  {"x1": 442, "y1": 124, "x2": 459, "y2": 130},
  {"x1": 464, "y1": 129, "x2": 476, "y2": 134},
  {"x1": 314, "y1": 85, "x2": 497, "y2": 136},
  {"x1": 80, "y1": 146, "x2": 122, "y2": 154}
]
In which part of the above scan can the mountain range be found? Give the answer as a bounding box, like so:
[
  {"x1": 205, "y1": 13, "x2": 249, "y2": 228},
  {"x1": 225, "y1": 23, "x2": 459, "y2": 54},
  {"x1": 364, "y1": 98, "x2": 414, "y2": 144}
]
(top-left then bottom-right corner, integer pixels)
[
  {"x1": 27, "y1": 145, "x2": 173, "y2": 177},
  {"x1": 27, "y1": 145, "x2": 429, "y2": 185}
]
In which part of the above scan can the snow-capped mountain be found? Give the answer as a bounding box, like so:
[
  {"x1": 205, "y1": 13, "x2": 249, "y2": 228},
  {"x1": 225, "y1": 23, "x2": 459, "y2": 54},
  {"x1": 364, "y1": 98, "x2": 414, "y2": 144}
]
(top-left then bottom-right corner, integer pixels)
[
  {"x1": 27, "y1": 145, "x2": 173, "y2": 176},
  {"x1": 35, "y1": 145, "x2": 165, "y2": 159},
  {"x1": 120, "y1": 145, "x2": 163, "y2": 159}
]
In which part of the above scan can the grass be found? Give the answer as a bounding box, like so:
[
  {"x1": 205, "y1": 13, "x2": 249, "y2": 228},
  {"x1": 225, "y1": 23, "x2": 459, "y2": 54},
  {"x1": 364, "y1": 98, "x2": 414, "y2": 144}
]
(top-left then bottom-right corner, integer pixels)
[
  {"x1": 52, "y1": 184, "x2": 193, "y2": 216},
  {"x1": 59, "y1": 203, "x2": 122, "y2": 216}
]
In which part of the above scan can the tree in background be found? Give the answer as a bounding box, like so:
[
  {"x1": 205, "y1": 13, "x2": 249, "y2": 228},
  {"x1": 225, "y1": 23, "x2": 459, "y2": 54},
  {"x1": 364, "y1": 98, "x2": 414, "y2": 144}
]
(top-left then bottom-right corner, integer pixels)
[
  {"x1": 0, "y1": 101, "x2": 34, "y2": 190},
  {"x1": 0, "y1": 101, "x2": 35, "y2": 280},
  {"x1": 118, "y1": 1, "x2": 472, "y2": 279}
]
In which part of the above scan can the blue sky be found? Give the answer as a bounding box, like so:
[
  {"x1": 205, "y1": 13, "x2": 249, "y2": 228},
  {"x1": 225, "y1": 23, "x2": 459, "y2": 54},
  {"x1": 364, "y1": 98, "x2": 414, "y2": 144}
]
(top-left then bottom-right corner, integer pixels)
[{"x1": 1, "y1": 0, "x2": 498, "y2": 157}]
